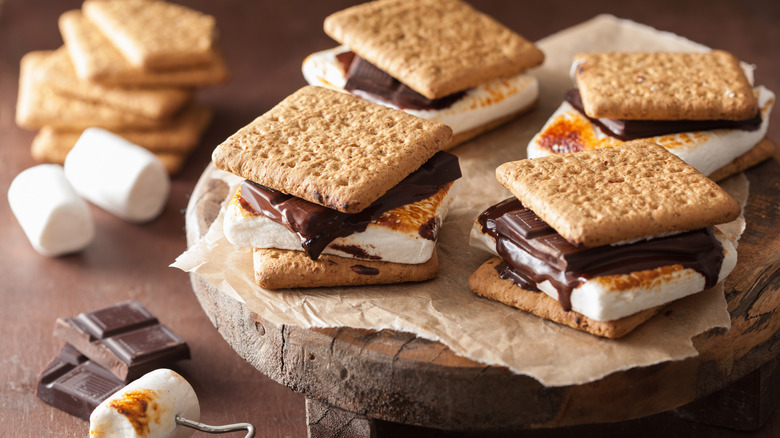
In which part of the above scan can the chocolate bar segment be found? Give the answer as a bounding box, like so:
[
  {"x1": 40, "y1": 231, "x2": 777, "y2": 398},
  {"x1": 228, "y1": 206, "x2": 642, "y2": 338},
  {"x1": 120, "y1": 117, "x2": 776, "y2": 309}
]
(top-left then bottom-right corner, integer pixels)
[
  {"x1": 240, "y1": 151, "x2": 461, "y2": 260},
  {"x1": 564, "y1": 89, "x2": 761, "y2": 141},
  {"x1": 54, "y1": 300, "x2": 190, "y2": 381},
  {"x1": 340, "y1": 51, "x2": 465, "y2": 110},
  {"x1": 478, "y1": 199, "x2": 725, "y2": 310},
  {"x1": 36, "y1": 343, "x2": 124, "y2": 421}
]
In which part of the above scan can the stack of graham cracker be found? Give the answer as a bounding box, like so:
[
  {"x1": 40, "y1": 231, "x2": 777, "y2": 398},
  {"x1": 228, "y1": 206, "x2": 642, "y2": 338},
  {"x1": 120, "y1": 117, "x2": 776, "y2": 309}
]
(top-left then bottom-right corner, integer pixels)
[{"x1": 16, "y1": 0, "x2": 229, "y2": 175}]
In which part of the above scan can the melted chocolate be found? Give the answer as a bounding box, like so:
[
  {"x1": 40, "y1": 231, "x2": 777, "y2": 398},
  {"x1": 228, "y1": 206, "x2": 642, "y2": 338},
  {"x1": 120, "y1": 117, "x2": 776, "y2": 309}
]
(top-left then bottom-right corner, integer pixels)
[
  {"x1": 351, "y1": 265, "x2": 380, "y2": 275},
  {"x1": 240, "y1": 151, "x2": 461, "y2": 260},
  {"x1": 418, "y1": 217, "x2": 440, "y2": 240},
  {"x1": 478, "y1": 198, "x2": 725, "y2": 311},
  {"x1": 565, "y1": 89, "x2": 762, "y2": 141},
  {"x1": 339, "y1": 51, "x2": 465, "y2": 110}
]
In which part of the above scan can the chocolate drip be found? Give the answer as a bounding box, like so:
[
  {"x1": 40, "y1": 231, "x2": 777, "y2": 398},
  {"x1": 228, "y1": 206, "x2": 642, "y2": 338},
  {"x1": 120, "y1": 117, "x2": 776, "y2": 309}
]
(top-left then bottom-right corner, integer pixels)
[
  {"x1": 240, "y1": 151, "x2": 461, "y2": 260},
  {"x1": 339, "y1": 51, "x2": 465, "y2": 110},
  {"x1": 478, "y1": 198, "x2": 725, "y2": 311},
  {"x1": 565, "y1": 89, "x2": 762, "y2": 141}
]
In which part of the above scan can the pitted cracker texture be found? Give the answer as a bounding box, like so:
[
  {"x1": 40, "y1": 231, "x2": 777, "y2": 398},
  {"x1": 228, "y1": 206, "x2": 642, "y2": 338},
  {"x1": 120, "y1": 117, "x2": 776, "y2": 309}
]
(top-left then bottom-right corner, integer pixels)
[
  {"x1": 254, "y1": 248, "x2": 438, "y2": 289},
  {"x1": 82, "y1": 0, "x2": 216, "y2": 71},
  {"x1": 469, "y1": 257, "x2": 660, "y2": 339},
  {"x1": 496, "y1": 141, "x2": 741, "y2": 247},
  {"x1": 324, "y1": 0, "x2": 544, "y2": 99},
  {"x1": 31, "y1": 103, "x2": 212, "y2": 162},
  {"x1": 574, "y1": 51, "x2": 757, "y2": 121},
  {"x1": 39, "y1": 47, "x2": 192, "y2": 120},
  {"x1": 59, "y1": 10, "x2": 228, "y2": 87},
  {"x1": 16, "y1": 51, "x2": 164, "y2": 131},
  {"x1": 212, "y1": 86, "x2": 452, "y2": 213}
]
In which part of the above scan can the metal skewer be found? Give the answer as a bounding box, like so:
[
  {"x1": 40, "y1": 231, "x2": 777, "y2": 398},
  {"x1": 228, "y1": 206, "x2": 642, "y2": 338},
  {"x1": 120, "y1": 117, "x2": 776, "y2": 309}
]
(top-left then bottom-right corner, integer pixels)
[{"x1": 176, "y1": 416, "x2": 256, "y2": 437}]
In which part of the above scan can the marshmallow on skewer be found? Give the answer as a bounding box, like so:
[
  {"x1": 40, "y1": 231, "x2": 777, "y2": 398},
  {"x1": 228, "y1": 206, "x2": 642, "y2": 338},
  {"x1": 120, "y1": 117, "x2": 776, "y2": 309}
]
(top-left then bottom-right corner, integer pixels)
[
  {"x1": 64, "y1": 128, "x2": 170, "y2": 223},
  {"x1": 89, "y1": 369, "x2": 200, "y2": 438},
  {"x1": 8, "y1": 164, "x2": 94, "y2": 256}
]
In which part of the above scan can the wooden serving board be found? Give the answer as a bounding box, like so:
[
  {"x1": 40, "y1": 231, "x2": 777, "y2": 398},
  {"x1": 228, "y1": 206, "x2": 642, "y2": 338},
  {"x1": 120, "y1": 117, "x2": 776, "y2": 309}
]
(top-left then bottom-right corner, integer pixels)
[{"x1": 185, "y1": 144, "x2": 780, "y2": 436}]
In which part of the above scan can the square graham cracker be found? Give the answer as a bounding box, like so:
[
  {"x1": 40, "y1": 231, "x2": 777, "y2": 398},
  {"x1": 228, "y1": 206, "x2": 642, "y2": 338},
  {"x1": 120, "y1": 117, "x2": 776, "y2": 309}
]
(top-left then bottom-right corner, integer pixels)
[
  {"x1": 574, "y1": 51, "x2": 757, "y2": 121},
  {"x1": 31, "y1": 103, "x2": 212, "y2": 164},
  {"x1": 324, "y1": 0, "x2": 544, "y2": 99},
  {"x1": 495, "y1": 140, "x2": 741, "y2": 247},
  {"x1": 59, "y1": 10, "x2": 228, "y2": 87},
  {"x1": 16, "y1": 51, "x2": 165, "y2": 131},
  {"x1": 39, "y1": 47, "x2": 192, "y2": 120},
  {"x1": 469, "y1": 257, "x2": 661, "y2": 339},
  {"x1": 212, "y1": 86, "x2": 452, "y2": 213},
  {"x1": 254, "y1": 248, "x2": 438, "y2": 289},
  {"x1": 82, "y1": 0, "x2": 217, "y2": 71}
]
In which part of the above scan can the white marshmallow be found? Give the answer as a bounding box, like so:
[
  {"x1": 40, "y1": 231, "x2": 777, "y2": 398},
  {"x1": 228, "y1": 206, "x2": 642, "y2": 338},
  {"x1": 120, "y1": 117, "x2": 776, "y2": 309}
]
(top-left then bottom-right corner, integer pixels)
[
  {"x1": 470, "y1": 219, "x2": 737, "y2": 321},
  {"x1": 64, "y1": 128, "x2": 170, "y2": 222},
  {"x1": 527, "y1": 87, "x2": 775, "y2": 177},
  {"x1": 89, "y1": 368, "x2": 200, "y2": 438},
  {"x1": 302, "y1": 45, "x2": 539, "y2": 136},
  {"x1": 8, "y1": 164, "x2": 94, "y2": 256},
  {"x1": 224, "y1": 182, "x2": 457, "y2": 264}
]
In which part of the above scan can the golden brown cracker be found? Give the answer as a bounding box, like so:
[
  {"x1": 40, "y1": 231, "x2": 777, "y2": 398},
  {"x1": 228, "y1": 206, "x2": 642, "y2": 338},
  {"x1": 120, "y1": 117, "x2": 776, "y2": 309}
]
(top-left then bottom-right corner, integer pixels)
[
  {"x1": 39, "y1": 47, "x2": 192, "y2": 119},
  {"x1": 574, "y1": 51, "x2": 757, "y2": 120},
  {"x1": 32, "y1": 129, "x2": 190, "y2": 176},
  {"x1": 59, "y1": 9, "x2": 228, "y2": 87},
  {"x1": 324, "y1": 0, "x2": 544, "y2": 99},
  {"x1": 254, "y1": 248, "x2": 438, "y2": 289},
  {"x1": 16, "y1": 51, "x2": 165, "y2": 130},
  {"x1": 212, "y1": 86, "x2": 452, "y2": 213},
  {"x1": 496, "y1": 140, "x2": 741, "y2": 247},
  {"x1": 469, "y1": 257, "x2": 661, "y2": 339},
  {"x1": 30, "y1": 103, "x2": 211, "y2": 162},
  {"x1": 82, "y1": 0, "x2": 217, "y2": 71}
]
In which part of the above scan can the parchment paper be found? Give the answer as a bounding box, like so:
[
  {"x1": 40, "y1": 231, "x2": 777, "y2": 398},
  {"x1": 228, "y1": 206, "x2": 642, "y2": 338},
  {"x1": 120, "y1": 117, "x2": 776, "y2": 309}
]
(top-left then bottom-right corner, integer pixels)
[{"x1": 173, "y1": 15, "x2": 753, "y2": 387}]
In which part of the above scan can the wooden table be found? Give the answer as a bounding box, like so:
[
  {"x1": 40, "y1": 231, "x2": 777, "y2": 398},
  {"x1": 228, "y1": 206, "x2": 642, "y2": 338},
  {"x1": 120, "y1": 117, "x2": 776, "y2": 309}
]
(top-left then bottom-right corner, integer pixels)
[{"x1": 1, "y1": 1, "x2": 779, "y2": 437}]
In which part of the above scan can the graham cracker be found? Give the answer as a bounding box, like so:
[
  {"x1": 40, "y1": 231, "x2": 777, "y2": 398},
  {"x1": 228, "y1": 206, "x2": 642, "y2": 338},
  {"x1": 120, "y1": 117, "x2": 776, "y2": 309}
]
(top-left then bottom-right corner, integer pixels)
[
  {"x1": 469, "y1": 257, "x2": 661, "y2": 339},
  {"x1": 39, "y1": 47, "x2": 192, "y2": 120},
  {"x1": 324, "y1": 0, "x2": 544, "y2": 99},
  {"x1": 16, "y1": 51, "x2": 165, "y2": 131},
  {"x1": 212, "y1": 86, "x2": 452, "y2": 213},
  {"x1": 82, "y1": 0, "x2": 217, "y2": 71},
  {"x1": 574, "y1": 51, "x2": 757, "y2": 121},
  {"x1": 30, "y1": 103, "x2": 212, "y2": 163},
  {"x1": 707, "y1": 138, "x2": 774, "y2": 182},
  {"x1": 59, "y1": 10, "x2": 228, "y2": 87},
  {"x1": 495, "y1": 140, "x2": 741, "y2": 247},
  {"x1": 31, "y1": 129, "x2": 189, "y2": 175},
  {"x1": 254, "y1": 248, "x2": 438, "y2": 289}
]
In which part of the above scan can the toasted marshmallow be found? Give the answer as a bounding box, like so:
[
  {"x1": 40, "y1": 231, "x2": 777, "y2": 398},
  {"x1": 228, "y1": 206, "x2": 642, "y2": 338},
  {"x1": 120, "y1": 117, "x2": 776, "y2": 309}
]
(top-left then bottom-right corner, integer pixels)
[
  {"x1": 8, "y1": 164, "x2": 94, "y2": 256},
  {"x1": 89, "y1": 369, "x2": 199, "y2": 438},
  {"x1": 64, "y1": 128, "x2": 170, "y2": 223},
  {"x1": 528, "y1": 87, "x2": 774, "y2": 177},
  {"x1": 302, "y1": 45, "x2": 539, "y2": 137},
  {"x1": 224, "y1": 182, "x2": 457, "y2": 264},
  {"x1": 470, "y1": 220, "x2": 737, "y2": 322}
]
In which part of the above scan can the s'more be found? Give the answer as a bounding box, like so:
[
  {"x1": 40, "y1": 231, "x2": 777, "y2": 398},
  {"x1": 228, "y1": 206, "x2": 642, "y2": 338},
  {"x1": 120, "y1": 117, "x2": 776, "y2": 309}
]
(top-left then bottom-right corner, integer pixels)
[
  {"x1": 469, "y1": 141, "x2": 740, "y2": 338},
  {"x1": 528, "y1": 51, "x2": 775, "y2": 181},
  {"x1": 212, "y1": 86, "x2": 461, "y2": 289},
  {"x1": 302, "y1": 0, "x2": 544, "y2": 148}
]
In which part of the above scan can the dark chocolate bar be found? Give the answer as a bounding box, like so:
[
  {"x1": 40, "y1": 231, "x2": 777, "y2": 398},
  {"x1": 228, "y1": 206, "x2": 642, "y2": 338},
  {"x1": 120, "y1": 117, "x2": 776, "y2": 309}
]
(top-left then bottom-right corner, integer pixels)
[
  {"x1": 36, "y1": 343, "x2": 124, "y2": 421},
  {"x1": 53, "y1": 300, "x2": 190, "y2": 381}
]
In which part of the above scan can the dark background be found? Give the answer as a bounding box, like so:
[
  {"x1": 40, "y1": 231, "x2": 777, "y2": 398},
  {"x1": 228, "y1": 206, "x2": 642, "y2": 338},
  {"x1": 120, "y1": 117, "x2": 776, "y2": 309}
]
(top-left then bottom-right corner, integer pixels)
[{"x1": 1, "y1": 0, "x2": 778, "y2": 436}]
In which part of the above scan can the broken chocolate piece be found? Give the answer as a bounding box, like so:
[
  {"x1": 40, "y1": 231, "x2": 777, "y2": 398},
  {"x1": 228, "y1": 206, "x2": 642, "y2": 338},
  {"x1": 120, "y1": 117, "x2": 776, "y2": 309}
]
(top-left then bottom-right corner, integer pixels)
[
  {"x1": 36, "y1": 343, "x2": 124, "y2": 421},
  {"x1": 53, "y1": 300, "x2": 190, "y2": 381}
]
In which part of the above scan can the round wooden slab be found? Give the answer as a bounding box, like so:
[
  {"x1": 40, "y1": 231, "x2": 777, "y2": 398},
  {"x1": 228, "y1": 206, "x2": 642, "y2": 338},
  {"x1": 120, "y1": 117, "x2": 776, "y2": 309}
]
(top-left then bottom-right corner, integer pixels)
[{"x1": 185, "y1": 149, "x2": 780, "y2": 431}]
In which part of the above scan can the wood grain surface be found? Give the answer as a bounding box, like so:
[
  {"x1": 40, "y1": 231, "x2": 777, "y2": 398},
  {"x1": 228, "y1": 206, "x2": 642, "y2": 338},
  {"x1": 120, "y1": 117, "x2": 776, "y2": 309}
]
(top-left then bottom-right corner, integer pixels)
[
  {"x1": 187, "y1": 140, "x2": 780, "y2": 433},
  {"x1": 1, "y1": 0, "x2": 779, "y2": 437}
]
